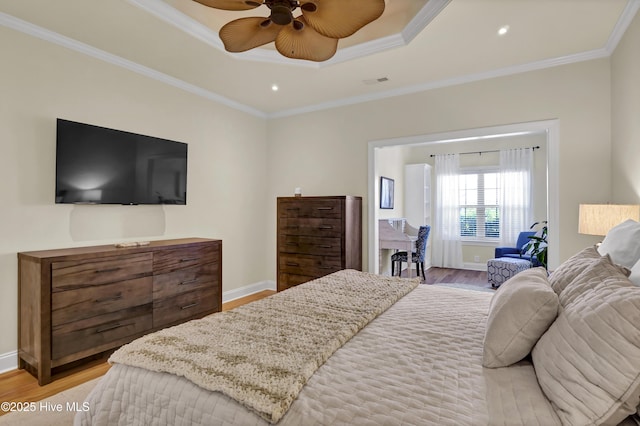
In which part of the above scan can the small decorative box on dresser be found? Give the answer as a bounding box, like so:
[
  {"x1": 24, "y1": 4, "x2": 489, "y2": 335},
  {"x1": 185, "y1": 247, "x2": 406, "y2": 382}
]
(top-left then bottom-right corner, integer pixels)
[
  {"x1": 277, "y1": 196, "x2": 362, "y2": 291},
  {"x1": 18, "y1": 237, "x2": 221, "y2": 385}
]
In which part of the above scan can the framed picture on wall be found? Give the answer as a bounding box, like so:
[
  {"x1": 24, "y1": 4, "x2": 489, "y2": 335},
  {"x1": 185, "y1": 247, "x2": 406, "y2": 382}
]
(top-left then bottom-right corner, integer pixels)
[{"x1": 380, "y1": 176, "x2": 394, "y2": 209}]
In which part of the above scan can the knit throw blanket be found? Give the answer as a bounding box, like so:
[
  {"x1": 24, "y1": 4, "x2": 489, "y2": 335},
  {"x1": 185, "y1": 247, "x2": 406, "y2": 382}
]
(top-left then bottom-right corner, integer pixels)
[{"x1": 110, "y1": 270, "x2": 418, "y2": 423}]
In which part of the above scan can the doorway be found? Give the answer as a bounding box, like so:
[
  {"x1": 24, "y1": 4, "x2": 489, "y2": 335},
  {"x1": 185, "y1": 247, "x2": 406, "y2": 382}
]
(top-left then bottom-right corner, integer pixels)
[{"x1": 368, "y1": 119, "x2": 559, "y2": 275}]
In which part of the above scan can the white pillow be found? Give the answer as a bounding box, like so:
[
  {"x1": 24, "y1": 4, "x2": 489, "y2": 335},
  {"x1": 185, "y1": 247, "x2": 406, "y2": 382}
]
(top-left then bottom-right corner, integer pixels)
[
  {"x1": 548, "y1": 245, "x2": 601, "y2": 295},
  {"x1": 630, "y1": 258, "x2": 640, "y2": 287},
  {"x1": 558, "y1": 254, "x2": 630, "y2": 307},
  {"x1": 483, "y1": 267, "x2": 558, "y2": 368},
  {"x1": 598, "y1": 219, "x2": 640, "y2": 268},
  {"x1": 532, "y1": 258, "x2": 640, "y2": 426}
]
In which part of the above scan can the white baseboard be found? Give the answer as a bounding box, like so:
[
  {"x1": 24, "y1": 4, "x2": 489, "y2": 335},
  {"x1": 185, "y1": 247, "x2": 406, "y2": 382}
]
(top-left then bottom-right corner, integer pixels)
[
  {"x1": 222, "y1": 280, "x2": 276, "y2": 303},
  {"x1": 463, "y1": 262, "x2": 488, "y2": 272},
  {"x1": 0, "y1": 350, "x2": 17, "y2": 374},
  {"x1": 0, "y1": 281, "x2": 277, "y2": 375}
]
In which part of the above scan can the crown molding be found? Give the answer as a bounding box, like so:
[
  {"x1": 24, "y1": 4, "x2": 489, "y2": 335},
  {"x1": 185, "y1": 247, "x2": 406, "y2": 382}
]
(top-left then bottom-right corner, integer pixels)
[
  {"x1": 0, "y1": 11, "x2": 265, "y2": 118},
  {"x1": 128, "y1": 0, "x2": 223, "y2": 49},
  {"x1": 269, "y1": 0, "x2": 639, "y2": 118},
  {"x1": 268, "y1": 48, "x2": 611, "y2": 119},
  {"x1": 604, "y1": 0, "x2": 640, "y2": 53},
  {"x1": 2, "y1": 0, "x2": 638, "y2": 119},
  {"x1": 126, "y1": 0, "x2": 447, "y2": 68},
  {"x1": 402, "y1": 0, "x2": 452, "y2": 43}
]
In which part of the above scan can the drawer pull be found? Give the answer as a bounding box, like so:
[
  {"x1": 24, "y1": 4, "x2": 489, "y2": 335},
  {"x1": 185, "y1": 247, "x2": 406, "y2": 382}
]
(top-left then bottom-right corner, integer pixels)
[
  {"x1": 286, "y1": 262, "x2": 300, "y2": 267},
  {"x1": 181, "y1": 303, "x2": 199, "y2": 310},
  {"x1": 320, "y1": 266, "x2": 333, "y2": 270},
  {"x1": 180, "y1": 257, "x2": 199, "y2": 263},
  {"x1": 316, "y1": 207, "x2": 334, "y2": 211},
  {"x1": 95, "y1": 267, "x2": 120, "y2": 274},
  {"x1": 96, "y1": 323, "x2": 124, "y2": 333},
  {"x1": 94, "y1": 293, "x2": 123, "y2": 304},
  {"x1": 179, "y1": 278, "x2": 198, "y2": 286},
  {"x1": 318, "y1": 245, "x2": 333, "y2": 249},
  {"x1": 318, "y1": 225, "x2": 334, "y2": 230}
]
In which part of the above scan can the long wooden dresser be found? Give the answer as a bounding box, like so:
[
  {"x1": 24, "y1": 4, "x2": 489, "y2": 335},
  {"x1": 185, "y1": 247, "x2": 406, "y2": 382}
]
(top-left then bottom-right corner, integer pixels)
[
  {"x1": 277, "y1": 196, "x2": 362, "y2": 291},
  {"x1": 18, "y1": 237, "x2": 221, "y2": 385}
]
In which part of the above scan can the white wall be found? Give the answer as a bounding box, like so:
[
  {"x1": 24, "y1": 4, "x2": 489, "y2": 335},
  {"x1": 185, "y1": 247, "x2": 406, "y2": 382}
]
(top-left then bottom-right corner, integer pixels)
[
  {"x1": 612, "y1": 11, "x2": 640, "y2": 202},
  {"x1": 267, "y1": 58, "x2": 613, "y2": 280},
  {"x1": 375, "y1": 145, "x2": 407, "y2": 219},
  {"x1": 0, "y1": 26, "x2": 269, "y2": 357}
]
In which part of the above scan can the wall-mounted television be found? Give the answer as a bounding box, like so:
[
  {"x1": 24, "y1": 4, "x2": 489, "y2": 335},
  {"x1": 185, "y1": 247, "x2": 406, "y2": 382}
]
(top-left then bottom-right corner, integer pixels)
[{"x1": 55, "y1": 119, "x2": 188, "y2": 205}]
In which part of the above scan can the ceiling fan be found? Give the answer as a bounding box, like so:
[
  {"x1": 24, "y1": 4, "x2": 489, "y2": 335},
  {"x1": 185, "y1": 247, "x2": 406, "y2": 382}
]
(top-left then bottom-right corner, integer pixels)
[{"x1": 193, "y1": 0, "x2": 386, "y2": 62}]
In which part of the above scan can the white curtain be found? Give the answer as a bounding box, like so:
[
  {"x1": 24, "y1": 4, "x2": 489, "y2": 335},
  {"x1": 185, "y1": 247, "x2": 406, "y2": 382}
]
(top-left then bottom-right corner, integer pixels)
[
  {"x1": 432, "y1": 154, "x2": 463, "y2": 268},
  {"x1": 499, "y1": 148, "x2": 533, "y2": 247}
]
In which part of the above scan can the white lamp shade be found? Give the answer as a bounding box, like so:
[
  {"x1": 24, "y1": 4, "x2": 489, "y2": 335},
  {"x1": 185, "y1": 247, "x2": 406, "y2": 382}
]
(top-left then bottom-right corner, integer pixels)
[{"x1": 578, "y1": 204, "x2": 640, "y2": 236}]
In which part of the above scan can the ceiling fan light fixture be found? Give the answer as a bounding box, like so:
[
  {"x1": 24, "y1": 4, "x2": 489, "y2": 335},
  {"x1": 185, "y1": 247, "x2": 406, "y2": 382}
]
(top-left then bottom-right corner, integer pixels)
[
  {"x1": 292, "y1": 19, "x2": 304, "y2": 31},
  {"x1": 195, "y1": 0, "x2": 384, "y2": 62},
  {"x1": 300, "y1": 3, "x2": 317, "y2": 13},
  {"x1": 270, "y1": 5, "x2": 294, "y2": 25}
]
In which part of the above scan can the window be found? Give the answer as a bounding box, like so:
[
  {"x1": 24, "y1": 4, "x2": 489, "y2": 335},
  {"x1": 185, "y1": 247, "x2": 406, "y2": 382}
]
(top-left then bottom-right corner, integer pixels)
[{"x1": 459, "y1": 170, "x2": 500, "y2": 239}]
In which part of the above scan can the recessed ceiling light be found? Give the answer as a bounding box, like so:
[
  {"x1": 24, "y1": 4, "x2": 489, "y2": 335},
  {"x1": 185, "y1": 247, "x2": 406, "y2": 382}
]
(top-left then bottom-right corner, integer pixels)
[
  {"x1": 271, "y1": 84, "x2": 279, "y2": 92},
  {"x1": 498, "y1": 25, "x2": 510, "y2": 36}
]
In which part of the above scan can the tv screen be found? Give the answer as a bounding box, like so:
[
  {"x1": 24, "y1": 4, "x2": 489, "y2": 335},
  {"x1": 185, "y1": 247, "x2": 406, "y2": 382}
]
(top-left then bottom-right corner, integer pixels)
[{"x1": 55, "y1": 119, "x2": 188, "y2": 205}]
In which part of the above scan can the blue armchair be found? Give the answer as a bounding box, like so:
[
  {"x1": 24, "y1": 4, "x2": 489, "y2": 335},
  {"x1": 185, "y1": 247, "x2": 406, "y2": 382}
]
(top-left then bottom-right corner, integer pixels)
[{"x1": 495, "y1": 231, "x2": 542, "y2": 266}]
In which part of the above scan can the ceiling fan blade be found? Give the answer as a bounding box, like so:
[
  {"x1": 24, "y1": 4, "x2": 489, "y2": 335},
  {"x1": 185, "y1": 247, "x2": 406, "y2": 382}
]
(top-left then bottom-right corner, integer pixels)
[
  {"x1": 219, "y1": 17, "x2": 281, "y2": 52},
  {"x1": 275, "y1": 17, "x2": 338, "y2": 62},
  {"x1": 192, "y1": 0, "x2": 262, "y2": 12},
  {"x1": 300, "y1": 0, "x2": 385, "y2": 39}
]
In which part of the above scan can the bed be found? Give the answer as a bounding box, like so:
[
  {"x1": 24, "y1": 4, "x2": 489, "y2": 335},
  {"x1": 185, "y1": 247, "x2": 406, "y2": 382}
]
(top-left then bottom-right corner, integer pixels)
[{"x1": 76, "y1": 238, "x2": 640, "y2": 425}]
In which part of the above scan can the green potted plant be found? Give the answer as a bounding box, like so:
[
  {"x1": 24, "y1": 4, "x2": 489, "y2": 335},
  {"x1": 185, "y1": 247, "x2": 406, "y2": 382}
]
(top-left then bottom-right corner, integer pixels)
[{"x1": 523, "y1": 221, "x2": 548, "y2": 269}]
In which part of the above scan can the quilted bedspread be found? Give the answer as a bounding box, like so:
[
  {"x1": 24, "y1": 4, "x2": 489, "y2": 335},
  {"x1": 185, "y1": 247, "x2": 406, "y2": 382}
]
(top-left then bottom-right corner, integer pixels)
[
  {"x1": 76, "y1": 274, "x2": 561, "y2": 426},
  {"x1": 108, "y1": 270, "x2": 418, "y2": 423}
]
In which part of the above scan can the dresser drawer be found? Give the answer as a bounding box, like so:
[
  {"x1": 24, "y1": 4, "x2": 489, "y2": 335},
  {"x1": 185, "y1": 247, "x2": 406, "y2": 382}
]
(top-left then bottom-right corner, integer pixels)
[
  {"x1": 153, "y1": 287, "x2": 219, "y2": 328},
  {"x1": 279, "y1": 254, "x2": 342, "y2": 276},
  {"x1": 278, "y1": 218, "x2": 343, "y2": 237},
  {"x1": 278, "y1": 273, "x2": 326, "y2": 291},
  {"x1": 52, "y1": 253, "x2": 152, "y2": 291},
  {"x1": 279, "y1": 235, "x2": 342, "y2": 256},
  {"x1": 52, "y1": 304, "x2": 152, "y2": 361},
  {"x1": 52, "y1": 277, "x2": 152, "y2": 326},
  {"x1": 153, "y1": 262, "x2": 219, "y2": 300},
  {"x1": 279, "y1": 199, "x2": 343, "y2": 219},
  {"x1": 153, "y1": 243, "x2": 219, "y2": 274}
]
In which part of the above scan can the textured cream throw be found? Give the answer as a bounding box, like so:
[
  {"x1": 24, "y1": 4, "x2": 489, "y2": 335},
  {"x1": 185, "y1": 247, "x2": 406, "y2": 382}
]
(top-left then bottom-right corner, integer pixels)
[{"x1": 110, "y1": 270, "x2": 418, "y2": 423}]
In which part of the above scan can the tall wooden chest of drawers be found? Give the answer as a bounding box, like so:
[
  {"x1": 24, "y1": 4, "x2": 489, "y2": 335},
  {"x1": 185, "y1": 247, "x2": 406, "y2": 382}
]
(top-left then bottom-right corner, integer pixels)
[
  {"x1": 277, "y1": 196, "x2": 362, "y2": 291},
  {"x1": 18, "y1": 238, "x2": 221, "y2": 385}
]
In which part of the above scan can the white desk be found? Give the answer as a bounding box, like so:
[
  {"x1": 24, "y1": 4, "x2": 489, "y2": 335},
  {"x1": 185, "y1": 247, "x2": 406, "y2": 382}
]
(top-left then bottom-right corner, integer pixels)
[{"x1": 379, "y1": 219, "x2": 418, "y2": 278}]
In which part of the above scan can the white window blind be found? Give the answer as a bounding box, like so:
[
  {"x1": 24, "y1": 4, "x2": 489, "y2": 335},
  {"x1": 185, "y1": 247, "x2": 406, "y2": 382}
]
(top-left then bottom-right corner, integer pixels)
[{"x1": 459, "y1": 170, "x2": 500, "y2": 239}]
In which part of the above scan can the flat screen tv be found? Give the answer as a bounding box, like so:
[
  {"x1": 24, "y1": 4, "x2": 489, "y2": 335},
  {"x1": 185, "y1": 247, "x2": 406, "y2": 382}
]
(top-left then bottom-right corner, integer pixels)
[{"x1": 55, "y1": 119, "x2": 188, "y2": 205}]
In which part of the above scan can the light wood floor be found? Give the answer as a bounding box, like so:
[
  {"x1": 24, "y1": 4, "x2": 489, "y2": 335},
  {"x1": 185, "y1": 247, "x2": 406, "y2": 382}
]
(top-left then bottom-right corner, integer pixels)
[{"x1": 0, "y1": 268, "x2": 487, "y2": 411}]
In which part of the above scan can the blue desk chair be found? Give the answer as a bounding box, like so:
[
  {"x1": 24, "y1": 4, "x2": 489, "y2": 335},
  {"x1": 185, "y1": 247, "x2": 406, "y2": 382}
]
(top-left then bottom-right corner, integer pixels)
[{"x1": 391, "y1": 225, "x2": 431, "y2": 280}]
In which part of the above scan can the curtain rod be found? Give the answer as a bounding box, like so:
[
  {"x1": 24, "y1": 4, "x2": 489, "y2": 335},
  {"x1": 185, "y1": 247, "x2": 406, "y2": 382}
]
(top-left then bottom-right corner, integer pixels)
[{"x1": 429, "y1": 145, "x2": 540, "y2": 158}]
